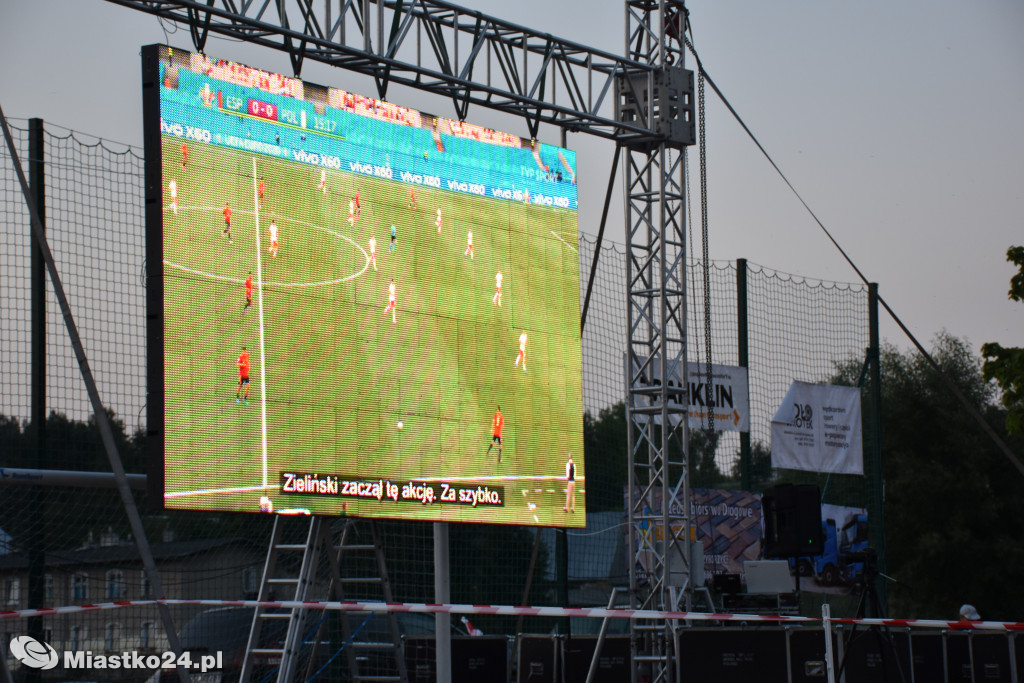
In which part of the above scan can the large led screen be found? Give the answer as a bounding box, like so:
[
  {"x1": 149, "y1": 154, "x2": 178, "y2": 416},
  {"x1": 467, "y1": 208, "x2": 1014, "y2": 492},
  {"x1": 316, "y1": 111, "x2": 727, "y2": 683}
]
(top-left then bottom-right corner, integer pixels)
[{"x1": 142, "y1": 45, "x2": 584, "y2": 526}]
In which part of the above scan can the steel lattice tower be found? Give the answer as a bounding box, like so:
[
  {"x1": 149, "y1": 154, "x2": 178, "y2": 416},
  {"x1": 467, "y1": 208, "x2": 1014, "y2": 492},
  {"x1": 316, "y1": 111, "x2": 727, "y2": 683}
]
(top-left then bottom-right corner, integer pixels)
[{"x1": 619, "y1": 3, "x2": 695, "y2": 682}]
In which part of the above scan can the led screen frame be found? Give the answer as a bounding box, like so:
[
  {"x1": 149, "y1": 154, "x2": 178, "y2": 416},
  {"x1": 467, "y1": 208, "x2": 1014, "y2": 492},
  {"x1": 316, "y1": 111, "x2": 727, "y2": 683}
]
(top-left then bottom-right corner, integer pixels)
[{"x1": 142, "y1": 45, "x2": 584, "y2": 527}]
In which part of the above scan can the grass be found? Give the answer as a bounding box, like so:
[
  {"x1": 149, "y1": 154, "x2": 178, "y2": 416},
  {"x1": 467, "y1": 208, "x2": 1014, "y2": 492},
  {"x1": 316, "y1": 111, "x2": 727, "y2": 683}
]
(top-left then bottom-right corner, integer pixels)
[{"x1": 160, "y1": 135, "x2": 585, "y2": 527}]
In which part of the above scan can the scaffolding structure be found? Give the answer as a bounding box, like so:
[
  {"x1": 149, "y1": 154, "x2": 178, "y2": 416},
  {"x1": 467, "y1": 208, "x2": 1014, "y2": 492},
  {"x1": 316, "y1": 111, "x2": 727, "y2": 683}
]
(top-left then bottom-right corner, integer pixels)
[{"x1": 620, "y1": 3, "x2": 695, "y2": 682}]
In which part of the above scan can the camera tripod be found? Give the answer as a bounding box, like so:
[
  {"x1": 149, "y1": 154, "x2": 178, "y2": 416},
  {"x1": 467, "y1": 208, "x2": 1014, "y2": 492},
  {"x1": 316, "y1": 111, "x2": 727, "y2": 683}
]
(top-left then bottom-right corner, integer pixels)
[{"x1": 835, "y1": 549, "x2": 908, "y2": 683}]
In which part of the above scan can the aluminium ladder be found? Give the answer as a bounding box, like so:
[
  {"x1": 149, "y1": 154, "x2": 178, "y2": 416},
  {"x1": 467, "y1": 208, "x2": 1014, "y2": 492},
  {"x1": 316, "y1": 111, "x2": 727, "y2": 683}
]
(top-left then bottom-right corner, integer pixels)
[{"x1": 239, "y1": 516, "x2": 408, "y2": 683}]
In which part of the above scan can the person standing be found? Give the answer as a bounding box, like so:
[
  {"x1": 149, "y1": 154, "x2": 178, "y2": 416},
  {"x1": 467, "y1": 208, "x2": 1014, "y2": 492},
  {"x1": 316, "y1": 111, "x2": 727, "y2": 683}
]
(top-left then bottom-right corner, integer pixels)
[
  {"x1": 223, "y1": 202, "x2": 233, "y2": 243},
  {"x1": 168, "y1": 178, "x2": 178, "y2": 215},
  {"x1": 515, "y1": 330, "x2": 528, "y2": 373},
  {"x1": 486, "y1": 405, "x2": 504, "y2": 462},
  {"x1": 236, "y1": 346, "x2": 251, "y2": 405},
  {"x1": 368, "y1": 235, "x2": 378, "y2": 270},
  {"x1": 268, "y1": 220, "x2": 279, "y2": 258},
  {"x1": 244, "y1": 271, "x2": 253, "y2": 310},
  {"x1": 465, "y1": 230, "x2": 474, "y2": 259},
  {"x1": 384, "y1": 279, "x2": 397, "y2": 323},
  {"x1": 564, "y1": 454, "x2": 576, "y2": 513},
  {"x1": 493, "y1": 271, "x2": 503, "y2": 307}
]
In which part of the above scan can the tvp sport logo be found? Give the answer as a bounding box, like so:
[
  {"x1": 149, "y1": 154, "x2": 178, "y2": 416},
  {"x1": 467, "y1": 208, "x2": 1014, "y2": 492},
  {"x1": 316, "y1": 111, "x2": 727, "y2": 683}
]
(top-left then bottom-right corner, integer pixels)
[{"x1": 8, "y1": 635, "x2": 59, "y2": 669}]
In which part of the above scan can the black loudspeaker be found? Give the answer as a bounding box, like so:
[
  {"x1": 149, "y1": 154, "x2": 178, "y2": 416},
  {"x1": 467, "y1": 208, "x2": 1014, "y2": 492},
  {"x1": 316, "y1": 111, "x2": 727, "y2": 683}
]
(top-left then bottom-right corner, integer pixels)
[
  {"x1": 680, "y1": 629, "x2": 788, "y2": 682},
  {"x1": 762, "y1": 484, "x2": 823, "y2": 558},
  {"x1": 563, "y1": 636, "x2": 629, "y2": 683},
  {"x1": 712, "y1": 573, "x2": 742, "y2": 594}
]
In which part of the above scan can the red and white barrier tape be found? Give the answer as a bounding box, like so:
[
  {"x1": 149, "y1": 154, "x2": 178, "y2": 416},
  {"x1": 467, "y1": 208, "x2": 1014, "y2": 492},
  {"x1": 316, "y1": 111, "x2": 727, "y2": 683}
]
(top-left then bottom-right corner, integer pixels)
[
  {"x1": 827, "y1": 616, "x2": 1024, "y2": 632},
  {"x1": 0, "y1": 600, "x2": 160, "y2": 620},
  {"x1": 3, "y1": 598, "x2": 1021, "y2": 631},
  {"x1": 159, "y1": 598, "x2": 815, "y2": 624}
]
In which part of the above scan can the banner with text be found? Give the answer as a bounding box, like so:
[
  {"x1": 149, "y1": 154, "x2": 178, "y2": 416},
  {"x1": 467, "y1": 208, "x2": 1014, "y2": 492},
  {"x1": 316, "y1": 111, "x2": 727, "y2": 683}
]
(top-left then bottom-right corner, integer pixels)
[
  {"x1": 626, "y1": 356, "x2": 750, "y2": 432},
  {"x1": 686, "y1": 363, "x2": 749, "y2": 431},
  {"x1": 627, "y1": 486, "x2": 762, "y2": 581},
  {"x1": 770, "y1": 381, "x2": 863, "y2": 475},
  {"x1": 158, "y1": 66, "x2": 578, "y2": 210}
]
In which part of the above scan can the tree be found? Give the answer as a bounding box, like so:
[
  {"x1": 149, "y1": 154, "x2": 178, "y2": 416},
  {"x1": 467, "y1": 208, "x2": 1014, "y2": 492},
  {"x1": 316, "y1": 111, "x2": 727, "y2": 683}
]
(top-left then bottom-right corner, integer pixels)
[
  {"x1": 0, "y1": 411, "x2": 144, "y2": 551},
  {"x1": 730, "y1": 440, "x2": 773, "y2": 485},
  {"x1": 982, "y1": 246, "x2": 1024, "y2": 434},
  {"x1": 584, "y1": 402, "x2": 730, "y2": 506},
  {"x1": 687, "y1": 429, "x2": 724, "y2": 487},
  {"x1": 582, "y1": 401, "x2": 629, "y2": 511},
  {"x1": 0, "y1": 411, "x2": 271, "y2": 552},
  {"x1": 449, "y1": 523, "x2": 550, "y2": 634},
  {"x1": 836, "y1": 333, "x2": 1024, "y2": 620}
]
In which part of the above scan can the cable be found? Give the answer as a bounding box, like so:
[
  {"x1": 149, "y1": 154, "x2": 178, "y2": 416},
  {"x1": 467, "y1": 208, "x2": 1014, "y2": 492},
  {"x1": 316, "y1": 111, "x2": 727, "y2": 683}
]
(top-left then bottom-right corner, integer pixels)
[
  {"x1": 697, "y1": 59, "x2": 714, "y2": 434},
  {"x1": 681, "y1": 37, "x2": 1024, "y2": 480}
]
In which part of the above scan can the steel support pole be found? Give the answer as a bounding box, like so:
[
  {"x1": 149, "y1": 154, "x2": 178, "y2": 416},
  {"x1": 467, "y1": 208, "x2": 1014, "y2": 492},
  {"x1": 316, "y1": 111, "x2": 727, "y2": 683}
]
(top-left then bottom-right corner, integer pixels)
[
  {"x1": 867, "y1": 283, "x2": 888, "y2": 613},
  {"x1": 434, "y1": 522, "x2": 451, "y2": 683},
  {"x1": 26, "y1": 117, "x2": 46, "y2": 683},
  {"x1": 737, "y1": 258, "x2": 751, "y2": 490},
  {"x1": 0, "y1": 107, "x2": 192, "y2": 683}
]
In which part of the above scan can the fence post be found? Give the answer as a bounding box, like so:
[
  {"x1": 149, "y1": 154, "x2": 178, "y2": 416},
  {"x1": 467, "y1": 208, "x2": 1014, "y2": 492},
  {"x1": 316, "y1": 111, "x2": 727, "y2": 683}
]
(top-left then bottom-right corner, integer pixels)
[
  {"x1": 27, "y1": 118, "x2": 46, "y2": 681},
  {"x1": 737, "y1": 259, "x2": 752, "y2": 490},
  {"x1": 1, "y1": 105, "x2": 191, "y2": 682},
  {"x1": 867, "y1": 283, "x2": 888, "y2": 613}
]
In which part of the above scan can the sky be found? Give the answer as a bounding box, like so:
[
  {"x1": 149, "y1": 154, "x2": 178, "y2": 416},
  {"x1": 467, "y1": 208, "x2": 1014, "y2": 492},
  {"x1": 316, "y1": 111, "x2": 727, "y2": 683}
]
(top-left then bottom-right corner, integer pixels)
[{"x1": 1, "y1": 0, "x2": 1022, "y2": 355}]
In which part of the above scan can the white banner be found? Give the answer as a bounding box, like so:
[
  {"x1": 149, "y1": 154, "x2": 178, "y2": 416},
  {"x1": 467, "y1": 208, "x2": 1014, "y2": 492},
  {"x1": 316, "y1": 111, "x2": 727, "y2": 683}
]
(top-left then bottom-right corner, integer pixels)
[
  {"x1": 626, "y1": 355, "x2": 750, "y2": 432},
  {"x1": 686, "y1": 363, "x2": 749, "y2": 431},
  {"x1": 770, "y1": 381, "x2": 863, "y2": 475}
]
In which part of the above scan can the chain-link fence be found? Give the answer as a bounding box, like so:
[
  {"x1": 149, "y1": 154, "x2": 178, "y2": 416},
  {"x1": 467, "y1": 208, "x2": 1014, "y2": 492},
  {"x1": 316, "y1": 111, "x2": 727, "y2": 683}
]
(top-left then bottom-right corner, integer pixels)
[{"x1": 1, "y1": 121, "x2": 876, "y2": 679}]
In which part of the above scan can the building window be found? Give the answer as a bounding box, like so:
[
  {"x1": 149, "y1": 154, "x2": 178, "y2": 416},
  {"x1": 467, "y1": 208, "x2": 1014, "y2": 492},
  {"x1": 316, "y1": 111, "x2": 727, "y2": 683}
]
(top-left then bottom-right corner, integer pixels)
[
  {"x1": 70, "y1": 625, "x2": 85, "y2": 651},
  {"x1": 243, "y1": 565, "x2": 259, "y2": 596},
  {"x1": 105, "y1": 622, "x2": 121, "y2": 651},
  {"x1": 72, "y1": 572, "x2": 88, "y2": 600},
  {"x1": 105, "y1": 569, "x2": 126, "y2": 599},
  {"x1": 3, "y1": 578, "x2": 20, "y2": 605},
  {"x1": 43, "y1": 628, "x2": 53, "y2": 645},
  {"x1": 44, "y1": 574, "x2": 54, "y2": 603},
  {"x1": 140, "y1": 570, "x2": 152, "y2": 598},
  {"x1": 140, "y1": 621, "x2": 155, "y2": 650}
]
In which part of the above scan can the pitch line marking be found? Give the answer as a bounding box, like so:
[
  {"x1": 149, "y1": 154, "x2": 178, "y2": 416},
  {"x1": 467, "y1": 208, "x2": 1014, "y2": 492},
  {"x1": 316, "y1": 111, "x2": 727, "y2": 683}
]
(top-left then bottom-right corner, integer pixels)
[
  {"x1": 165, "y1": 475, "x2": 584, "y2": 499},
  {"x1": 550, "y1": 230, "x2": 578, "y2": 253},
  {"x1": 253, "y1": 158, "x2": 269, "y2": 489},
  {"x1": 165, "y1": 484, "x2": 275, "y2": 498},
  {"x1": 163, "y1": 206, "x2": 369, "y2": 287}
]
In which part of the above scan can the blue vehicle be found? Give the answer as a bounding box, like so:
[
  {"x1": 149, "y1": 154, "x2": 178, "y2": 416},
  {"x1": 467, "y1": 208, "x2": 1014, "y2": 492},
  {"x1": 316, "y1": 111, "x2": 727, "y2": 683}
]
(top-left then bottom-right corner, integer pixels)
[
  {"x1": 791, "y1": 519, "x2": 839, "y2": 585},
  {"x1": 791, "y1": 514, "x2": 869, "y2": 586},
  {"x1": 837, "y1": 513, "x2": 870, "y2": 583}
]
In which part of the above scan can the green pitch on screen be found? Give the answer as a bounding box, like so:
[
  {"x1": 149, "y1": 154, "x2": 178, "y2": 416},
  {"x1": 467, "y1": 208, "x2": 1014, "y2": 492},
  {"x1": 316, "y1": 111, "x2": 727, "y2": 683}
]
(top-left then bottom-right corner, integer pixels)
[{"x1": 147, "y1": 45, "x2": 585, "y2": 527}]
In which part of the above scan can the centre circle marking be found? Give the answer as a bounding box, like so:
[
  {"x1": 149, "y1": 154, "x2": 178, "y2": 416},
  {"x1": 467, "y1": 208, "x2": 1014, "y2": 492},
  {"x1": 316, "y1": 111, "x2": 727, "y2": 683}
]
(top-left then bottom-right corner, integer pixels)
[{"x1": 163, "y1": 206, "x2": 369, "y2": 286}]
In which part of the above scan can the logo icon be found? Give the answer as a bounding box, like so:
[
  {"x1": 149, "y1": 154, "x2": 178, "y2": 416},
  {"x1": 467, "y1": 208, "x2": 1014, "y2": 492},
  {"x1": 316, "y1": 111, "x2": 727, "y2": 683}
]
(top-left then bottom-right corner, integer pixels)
[{"x1": 9, "y1": 635, "x2": 59, "y2": 669}]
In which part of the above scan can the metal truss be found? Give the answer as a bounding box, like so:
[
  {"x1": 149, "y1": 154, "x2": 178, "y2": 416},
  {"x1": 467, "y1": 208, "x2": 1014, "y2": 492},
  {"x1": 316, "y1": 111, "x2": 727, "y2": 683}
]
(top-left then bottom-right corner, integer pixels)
[
  {"x1": 621, "y1": 3, "x2": 694, "y2": 683},
  {"x1": 105, "y1": 0, "x2": 672, "y2": 143},
  {"x1": 623, "y1": 145, "x2": 691, "y2": 683}
]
